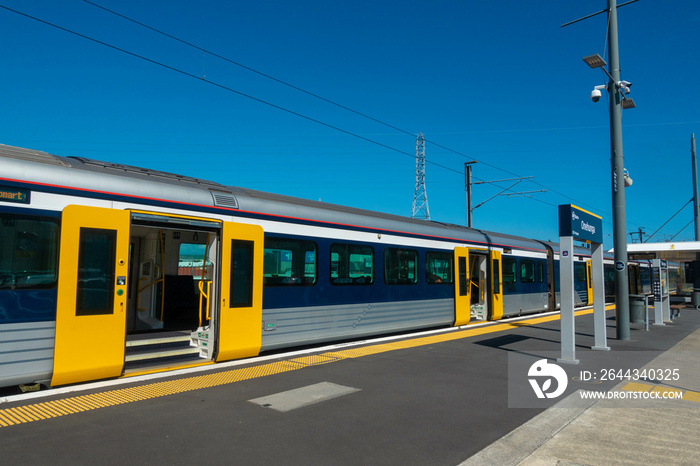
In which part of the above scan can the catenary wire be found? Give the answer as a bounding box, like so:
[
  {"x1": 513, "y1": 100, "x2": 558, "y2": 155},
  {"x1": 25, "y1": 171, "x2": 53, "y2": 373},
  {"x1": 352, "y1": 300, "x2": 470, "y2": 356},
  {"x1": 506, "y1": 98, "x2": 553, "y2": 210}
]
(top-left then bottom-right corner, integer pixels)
[
  {"x1": 1, "y1": 3, "x2": 626, "y2": 221},
  {"x1": 80, "y1": 0, "x2": 593, "y2": 207},
  {"x1": 644, "y1": 199, "x2": 692, "y2": 243},
  {"x1": 670, "y1": 219, "x2": 693, "y2": 241},
  {"x1": 0, "y1": 4, "x2": 462, "y2": 177}
]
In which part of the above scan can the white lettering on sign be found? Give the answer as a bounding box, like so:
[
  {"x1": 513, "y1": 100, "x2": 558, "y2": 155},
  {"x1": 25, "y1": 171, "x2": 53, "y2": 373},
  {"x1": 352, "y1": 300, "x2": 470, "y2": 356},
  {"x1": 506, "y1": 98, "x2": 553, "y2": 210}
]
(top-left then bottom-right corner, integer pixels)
[{"x1": 581, "y1": 221, "x2": 596, "y2": 235}]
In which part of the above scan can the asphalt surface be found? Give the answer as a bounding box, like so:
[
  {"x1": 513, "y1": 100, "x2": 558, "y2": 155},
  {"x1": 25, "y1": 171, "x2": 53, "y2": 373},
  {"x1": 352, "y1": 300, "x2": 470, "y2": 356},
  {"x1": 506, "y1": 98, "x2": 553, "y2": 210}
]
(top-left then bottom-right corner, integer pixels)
[{"x1": 1, "y1": 306, "x2": 699, "y2": 465}]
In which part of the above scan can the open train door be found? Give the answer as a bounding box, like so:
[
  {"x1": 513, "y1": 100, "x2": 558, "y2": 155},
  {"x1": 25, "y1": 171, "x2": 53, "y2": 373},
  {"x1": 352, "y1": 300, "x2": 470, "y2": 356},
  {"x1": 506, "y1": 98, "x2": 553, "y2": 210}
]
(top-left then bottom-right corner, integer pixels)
[
  {"x1": 52, "y1": 205, "x2": 130, "y2": 386},
  {"x1": 215, "y1": 222, "x2": 264, "y2": 362},
  {"x1": 454, "y1": 247, "x2": 470, "y2": 326}
]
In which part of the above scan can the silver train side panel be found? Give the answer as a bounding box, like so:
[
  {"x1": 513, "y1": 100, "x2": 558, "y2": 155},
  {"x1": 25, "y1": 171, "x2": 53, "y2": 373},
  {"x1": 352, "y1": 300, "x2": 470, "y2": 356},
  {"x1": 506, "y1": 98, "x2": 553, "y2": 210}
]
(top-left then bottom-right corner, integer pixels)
[
  {"x1": 0, "y1": 322, "x2": 55, "y2": 387},
  {"x1": 502, "y1": 293, "x2": 549, "y2": 317},
  {"x1": 260, "y1": 299, "x2": 454, "y2": 351}
]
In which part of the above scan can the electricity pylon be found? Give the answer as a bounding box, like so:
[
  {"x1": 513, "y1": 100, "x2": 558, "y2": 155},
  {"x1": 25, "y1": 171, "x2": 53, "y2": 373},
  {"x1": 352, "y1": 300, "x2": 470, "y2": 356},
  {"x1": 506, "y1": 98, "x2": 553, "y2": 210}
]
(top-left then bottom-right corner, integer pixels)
[{"x1": 411, "y1": 133, "x2": 430, "y2": 220}]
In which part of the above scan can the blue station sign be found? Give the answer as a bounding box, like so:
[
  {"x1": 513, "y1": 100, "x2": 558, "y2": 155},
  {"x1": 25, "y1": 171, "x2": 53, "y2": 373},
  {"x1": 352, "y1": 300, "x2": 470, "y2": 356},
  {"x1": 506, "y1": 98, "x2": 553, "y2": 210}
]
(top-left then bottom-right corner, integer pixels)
[{"x1": 558, "y1": 204, "x2": 603, "y2": 244}]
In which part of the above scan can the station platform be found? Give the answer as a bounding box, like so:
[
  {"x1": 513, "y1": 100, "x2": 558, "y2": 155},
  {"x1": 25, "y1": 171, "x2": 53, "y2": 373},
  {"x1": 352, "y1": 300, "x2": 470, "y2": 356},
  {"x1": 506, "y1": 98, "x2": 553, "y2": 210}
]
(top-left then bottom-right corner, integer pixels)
[{"x1": 1, "y1": 306, "x2": 699, "y2": 465}]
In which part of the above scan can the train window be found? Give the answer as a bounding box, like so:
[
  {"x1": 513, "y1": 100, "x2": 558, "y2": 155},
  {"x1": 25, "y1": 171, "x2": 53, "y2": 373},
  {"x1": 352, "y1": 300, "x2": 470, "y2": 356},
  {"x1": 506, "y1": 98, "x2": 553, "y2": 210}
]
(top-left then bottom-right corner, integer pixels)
[
  {"x1": 384, "y1": 248, "x2": 418, "y2": 285},
  {"x1": 520, "y1": 259, "x2": 535, "y2": 283},
  {"x1": 502, "y1": 257, "x2": 516, "y2": 284},
  {"x1": 230, "y1": 240, "x2": 254, "y2": 307},
  {"x1": 76, "y1": 227, "x2": 117, "y2": 316},
  {"x1": 426, "y1": 251, "x2": 453, "y2": 284},
  {"x1": 263, "y1": 237, "x2": 317, "y2": 286},
  {"x1": 178, "y1": 243, "x2": 213, "y2": 279},
  {"x1": 538, "y1": 261, "x2": 545, "y2": 283},
  {"x1": 330, "y1": 243, "x2": 374, "y2": 285},
  {"x1": 0, "y1": 213, "x2": 58, "y2": 290}
]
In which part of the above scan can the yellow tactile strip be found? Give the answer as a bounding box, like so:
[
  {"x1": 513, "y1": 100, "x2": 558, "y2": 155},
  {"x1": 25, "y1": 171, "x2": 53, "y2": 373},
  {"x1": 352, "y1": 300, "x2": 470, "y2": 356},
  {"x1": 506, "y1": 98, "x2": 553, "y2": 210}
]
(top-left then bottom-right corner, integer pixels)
[{"x1": 0, "y1": 308, "x2": 596, "y2": 428}]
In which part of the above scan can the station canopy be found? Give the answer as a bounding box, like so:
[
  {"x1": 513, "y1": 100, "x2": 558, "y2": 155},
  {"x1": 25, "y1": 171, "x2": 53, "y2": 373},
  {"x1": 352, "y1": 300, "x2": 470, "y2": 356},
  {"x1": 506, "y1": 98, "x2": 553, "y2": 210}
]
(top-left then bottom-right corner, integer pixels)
[{"x1": 623, "y1": 241, "x2": 700, "y2": 261}]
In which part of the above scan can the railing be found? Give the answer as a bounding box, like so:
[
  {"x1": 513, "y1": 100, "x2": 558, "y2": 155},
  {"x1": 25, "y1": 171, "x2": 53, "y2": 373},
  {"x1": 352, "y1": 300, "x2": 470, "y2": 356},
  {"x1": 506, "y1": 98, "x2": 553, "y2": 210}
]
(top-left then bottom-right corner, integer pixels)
[{"x1": 198, "y1": 280, "x2": 212, "y2": 328}]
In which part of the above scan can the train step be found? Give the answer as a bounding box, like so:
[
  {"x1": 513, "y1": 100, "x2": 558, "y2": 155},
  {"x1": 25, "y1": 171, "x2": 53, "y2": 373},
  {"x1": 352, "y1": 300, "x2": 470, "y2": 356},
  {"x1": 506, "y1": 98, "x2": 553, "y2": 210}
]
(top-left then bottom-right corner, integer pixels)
[{"x1": 124, "y1": 332, "x2": 204, "y2": 369}]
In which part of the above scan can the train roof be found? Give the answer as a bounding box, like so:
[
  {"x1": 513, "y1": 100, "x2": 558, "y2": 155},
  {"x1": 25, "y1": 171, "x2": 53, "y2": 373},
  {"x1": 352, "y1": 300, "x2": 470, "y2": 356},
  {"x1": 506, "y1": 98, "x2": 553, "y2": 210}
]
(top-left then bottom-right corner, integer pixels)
[{"x1": 1, "y1": 144, "x2": 548, "y2": 252}]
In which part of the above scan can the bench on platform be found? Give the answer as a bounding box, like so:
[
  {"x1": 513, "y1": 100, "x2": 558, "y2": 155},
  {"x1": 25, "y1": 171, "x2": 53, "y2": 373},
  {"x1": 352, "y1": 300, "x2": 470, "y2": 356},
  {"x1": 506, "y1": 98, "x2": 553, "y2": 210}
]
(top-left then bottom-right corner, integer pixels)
[{"x1": 670, "y1": 304, "x2": 684, "y2": 319}]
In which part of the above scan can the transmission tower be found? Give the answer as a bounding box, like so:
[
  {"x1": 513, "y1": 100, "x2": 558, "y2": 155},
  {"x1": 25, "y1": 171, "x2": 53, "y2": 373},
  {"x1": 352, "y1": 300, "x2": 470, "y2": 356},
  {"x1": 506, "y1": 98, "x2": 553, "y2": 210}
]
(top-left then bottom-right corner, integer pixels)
[{"x1": 411, "y1": 133, "x2": 430, "y2": 220}]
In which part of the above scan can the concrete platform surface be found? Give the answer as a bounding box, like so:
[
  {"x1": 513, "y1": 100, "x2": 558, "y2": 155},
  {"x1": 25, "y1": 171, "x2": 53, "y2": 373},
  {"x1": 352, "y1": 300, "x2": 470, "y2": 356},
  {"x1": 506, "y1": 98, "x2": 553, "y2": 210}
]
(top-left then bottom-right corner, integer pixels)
[
  {"x1": 1, "y1": 307, "x2": 698, "y2": 465},
  {"x1": 463, "y1": 319, "x2": 700, "y2": 466}
]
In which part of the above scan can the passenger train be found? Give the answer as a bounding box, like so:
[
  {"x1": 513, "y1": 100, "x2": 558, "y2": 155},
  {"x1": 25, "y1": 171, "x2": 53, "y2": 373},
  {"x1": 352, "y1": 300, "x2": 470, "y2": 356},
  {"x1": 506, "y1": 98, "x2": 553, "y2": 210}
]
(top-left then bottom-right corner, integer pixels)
[{"x1": 0, "y1": 144, "x2": 661, "y2": 390}]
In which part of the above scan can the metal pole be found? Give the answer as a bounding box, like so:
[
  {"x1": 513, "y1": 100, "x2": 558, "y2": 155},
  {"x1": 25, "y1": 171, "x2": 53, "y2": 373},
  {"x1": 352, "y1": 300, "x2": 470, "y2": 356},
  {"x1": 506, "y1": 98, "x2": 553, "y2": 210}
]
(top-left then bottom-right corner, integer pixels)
[
  {"x1": 691, "y1": 133, "x2": 700, "y2": 308},
  {"x1": 465, "y1": 162, "x2": 474, "y2": 228},
  {"x1": 692, "y1": 134, "x2": 699, "y2": 240},
  {"x1": 607, "y1": 0, "x2": 630, "y2": 340}
]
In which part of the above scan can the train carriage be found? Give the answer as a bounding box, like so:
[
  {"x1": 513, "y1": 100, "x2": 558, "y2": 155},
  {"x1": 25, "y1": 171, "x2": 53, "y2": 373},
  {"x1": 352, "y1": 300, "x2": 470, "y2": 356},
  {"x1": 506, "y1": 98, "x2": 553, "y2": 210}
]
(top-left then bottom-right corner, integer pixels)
[{"x1": 1, "y1": 144, "x2": 593, "y2": 390}]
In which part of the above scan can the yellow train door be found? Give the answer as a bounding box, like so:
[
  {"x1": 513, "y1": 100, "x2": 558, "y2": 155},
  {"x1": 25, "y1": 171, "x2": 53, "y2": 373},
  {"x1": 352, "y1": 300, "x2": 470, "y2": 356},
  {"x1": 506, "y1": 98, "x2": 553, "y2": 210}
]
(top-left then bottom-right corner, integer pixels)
[
  {"x1": 215, "y1": 222, "x2": 264, "y2": 361},
  {"x1": 52, "y1": 205, "x2": 130, "y2": 386},
  {"x1": 489, "y1": 250, "x2": 504, "y2": 320},
  {"x1": 454, "y1": 247, "x2": 470, "y2": 326}
]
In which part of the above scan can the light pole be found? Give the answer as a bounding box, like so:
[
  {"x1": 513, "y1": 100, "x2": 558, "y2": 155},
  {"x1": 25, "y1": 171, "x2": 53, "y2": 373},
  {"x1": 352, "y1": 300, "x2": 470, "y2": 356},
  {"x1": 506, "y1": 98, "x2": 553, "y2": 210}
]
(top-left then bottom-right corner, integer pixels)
[
  {"x1": 465, "y1": 161, "x2": 477, "y2": 228},
  {"x1": 582, "y1": 0, "x2": 635, "y2": 340}
]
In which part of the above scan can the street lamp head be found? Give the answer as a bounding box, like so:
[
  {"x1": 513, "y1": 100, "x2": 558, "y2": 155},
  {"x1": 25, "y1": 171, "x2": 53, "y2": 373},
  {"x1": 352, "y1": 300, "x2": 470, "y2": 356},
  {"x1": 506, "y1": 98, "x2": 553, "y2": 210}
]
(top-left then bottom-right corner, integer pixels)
[
  {"x1": 583, "y1": 53, "x2": 607, "y2": 69},
  {"x1": 621, "y1": 97, "x2": 636, "y2": 109}
]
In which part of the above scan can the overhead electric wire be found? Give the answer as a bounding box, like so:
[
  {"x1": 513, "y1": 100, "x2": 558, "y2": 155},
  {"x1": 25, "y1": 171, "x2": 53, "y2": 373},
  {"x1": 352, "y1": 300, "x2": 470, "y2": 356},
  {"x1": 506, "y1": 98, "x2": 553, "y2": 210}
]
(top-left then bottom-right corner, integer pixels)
[
  {"x1": 1, "y1": 3, "x2": 620, "y2": 218},
  {"x1": 82, "y1": 0, "x2": 418, "y2": 140},
  {"x1": 0, "y1": 3, "x2": 461, "y2": 177},
  {"x1": 79, "y1": 0, "x2": 607, "y2": 212},
  {"x1": 79, "y1": 1, "x2": 568, "y2": 190},
  {"x1": 670, "y1": 219, "x2": 693, "y2": 241},
  {"x1": 644, "y1": 199, "x2": 692, "y2": 243}
]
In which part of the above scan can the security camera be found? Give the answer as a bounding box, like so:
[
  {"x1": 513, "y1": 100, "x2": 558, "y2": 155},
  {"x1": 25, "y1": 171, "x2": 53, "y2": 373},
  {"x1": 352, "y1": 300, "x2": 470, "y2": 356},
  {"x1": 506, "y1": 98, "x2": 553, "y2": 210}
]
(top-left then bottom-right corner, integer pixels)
[
  {"x1": 590, "y1": 88, "x2": 602, "y2": 102},
  {"x1": 618, "y1": 80, "x2": 632, "y2": 94}
]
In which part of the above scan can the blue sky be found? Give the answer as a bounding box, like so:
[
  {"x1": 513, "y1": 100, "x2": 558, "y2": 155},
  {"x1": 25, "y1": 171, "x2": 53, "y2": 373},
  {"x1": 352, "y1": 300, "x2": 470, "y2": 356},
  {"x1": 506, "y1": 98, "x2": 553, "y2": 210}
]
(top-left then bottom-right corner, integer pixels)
[{"x1": 1, "y1": 1, "x2": 699, "y2": 249}]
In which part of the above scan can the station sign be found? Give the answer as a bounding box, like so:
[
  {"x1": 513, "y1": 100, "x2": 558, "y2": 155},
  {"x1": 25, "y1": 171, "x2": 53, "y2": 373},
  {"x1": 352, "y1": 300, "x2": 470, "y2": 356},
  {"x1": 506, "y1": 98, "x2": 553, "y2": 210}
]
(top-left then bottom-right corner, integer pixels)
[
  {"x1": 558, "y1": 204, "x2": 602, "y2": 244},
  {"x1": 0, "y1": 186, "x2": 30, "y2": 204}
]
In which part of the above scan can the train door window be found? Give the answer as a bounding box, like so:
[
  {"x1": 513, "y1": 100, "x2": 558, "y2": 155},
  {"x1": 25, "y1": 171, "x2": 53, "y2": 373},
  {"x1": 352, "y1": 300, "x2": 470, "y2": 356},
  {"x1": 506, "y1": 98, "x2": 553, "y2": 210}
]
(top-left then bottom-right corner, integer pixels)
[
  {"x1": 384, "y1": 248, "x2": 418, "y2": 285},
  {"x1": 538, "y1": 261, "x2": 545, "y2": 283},
  {"x1": 502, "y1": 257, "x2": 516, "y2": 284},
  {"x1": 492, "y1": 258, "x2": 500, "y2": 294},
  {"x1": 574, "y1": 262, "x2": 587, "y2": 284},
  {"x1": 263, "y1": 237, "x2": 317, "y2": 286},
  {"x1": 330, "y1": 243, "x2": 374, "y2": 285},
  {"x1": 229, "y1": 240, "x2": 254, "y2": 307},
  {"x1": 520, "y1": 259, "x2": 535, "y2": 284},
  {"x1": 76, "y1": 228, "x2": 117, "y2": 316},
  {"x1": 458, "y1": 256, "x2": 468, "y2": 296},
  {"x1": 426, "y1": 251, "x2": 453, "y2": 284},
  {"x1": 604, "y1": 264, "x2": 615, "y2": 298}
]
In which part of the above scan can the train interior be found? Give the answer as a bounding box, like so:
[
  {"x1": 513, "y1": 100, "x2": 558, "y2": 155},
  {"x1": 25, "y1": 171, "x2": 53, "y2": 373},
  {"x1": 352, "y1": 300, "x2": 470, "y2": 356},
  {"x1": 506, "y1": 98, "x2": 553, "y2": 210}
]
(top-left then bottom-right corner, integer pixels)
[
  {"x1": 125, "y1": 217, "x2": 219, "y2": 369},
  {"x1": 469, "y1": 252, "x2": 488, "y2": 321}
]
